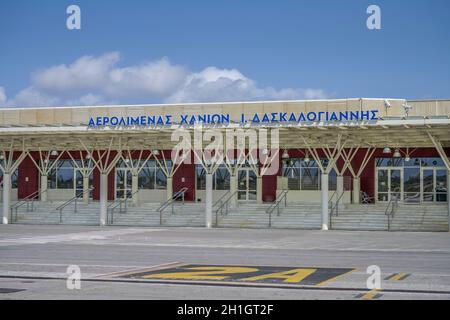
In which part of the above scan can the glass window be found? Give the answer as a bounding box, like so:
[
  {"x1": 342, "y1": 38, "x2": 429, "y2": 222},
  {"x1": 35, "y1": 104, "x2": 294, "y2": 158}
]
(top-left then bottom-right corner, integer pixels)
[
  {"x1": 214, "y1": 167, "x2": 230, "y2": 190},
  {"x1": 283, "y1": 160, "x2": 301, "y2": 190},
  {"x1": 283, "y1": 159, "x2": 323, "y2": 191},
  {"x1": 436, "y1": 170, "x2": 448, "y2": 202},
  {"x1": 403, "y1": 167, "x2": 421, "y2": 203},
  {"x1": 421, "y1": 158, "x2": 445, "y2": 167},
  {"x1": 196, "y1": 166, "x2": 206, "y2": 190},
  {"x1": 138, "y1": 167, "x2": 155, "y2": 189},
  {"x1": 57, "y1": 160, "x2": 74, "y2": 189},
  {"x1": 406, "y1": 158, "x2": 421, "y2": 167},
  {"x1": 155, "y1": 168, "x2": 167, "y2": 189},
  {"x1": 196, "y1": 165, "x2": 230, "y2": 190},
  {"x1": 11, "y1": 170, "x2": 18, "y2": 188},
  {"x1": 0, "y1": 170, "x2": 19, "y2": 188},
  {"x1": 376, "y1": 158, "x2": 403, "y2": 167},
  {"x1": 302, "y1": 167, "x2": 319, "y2": 190},
  {"x1": 47, "y1": 160, "x2": 74, "y2": 189},
  {"x1": 329, "y1": 169, "x2": 337, "y2": 191},
  {"x1": 132, "y1": 160, "x2": 167, "y2": 190},
  {"x1": 376, "y1": 157, "x2": 444, "y2": 168},
  {"x1": 48, "y1": 164, "x2": 57, "y2": 189}
]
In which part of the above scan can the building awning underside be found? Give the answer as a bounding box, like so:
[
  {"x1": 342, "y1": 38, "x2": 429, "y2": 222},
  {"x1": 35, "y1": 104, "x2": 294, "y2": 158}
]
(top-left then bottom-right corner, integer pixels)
[{"x1": 0, "y1": 117, "x2": 449, "y2": 150}]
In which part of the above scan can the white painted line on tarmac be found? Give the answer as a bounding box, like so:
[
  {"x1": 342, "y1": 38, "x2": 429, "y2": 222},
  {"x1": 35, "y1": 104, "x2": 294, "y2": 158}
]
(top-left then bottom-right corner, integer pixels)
[
  {"x1": 76, "y1": 241, "x2": 450, "y2": 254},
  {"x1": 94, "y1": 261, "x2": 183, "y2": 278},
  {"x1": 0, "y1": 262, "x2": 152, "y2": 269},
  {"x1": 0, "y1": 228, "x2": 166, "y2": 246}
]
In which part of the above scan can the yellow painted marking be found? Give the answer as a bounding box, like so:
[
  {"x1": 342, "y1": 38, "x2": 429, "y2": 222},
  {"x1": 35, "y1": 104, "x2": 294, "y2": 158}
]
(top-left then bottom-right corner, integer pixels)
[
  {"x1": 241, "y1": 268, "x2": 317, "y2": 283},
  {"x1": 361, "y1": 289, "x2": 380, "y2": 300},
  {"x1": 389, "y1": 272, "x2": 408, "y2": 281},
  {"x1": 316, "y1": 268, "x2": 357, "y2": 286},
  {"x1": 143, "y1": 266, "x2": 259, "y2": 280},
  {"x1": 104, "y1": 262, "x2": 184, "y2": 278}
]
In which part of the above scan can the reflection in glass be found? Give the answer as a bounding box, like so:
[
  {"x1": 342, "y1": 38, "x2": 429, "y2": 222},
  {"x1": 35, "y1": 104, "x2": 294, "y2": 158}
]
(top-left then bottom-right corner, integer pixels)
[
  {"x1": 1, "y1": 170, "x2": 20, "y2": 189},
  {"x1": 404, "y1": 168, "x2": 420, "y2": 203},
  {"x1": 282, "y1": 158, "x2": 325, "y2": 191},
  {"x1": 377, "y1": 170, "x2": 388, "y2": 192},
  {"x1": 214, "y1": 167, "x2": 230, "y2": 190},
  {"x1": 436, "y1": 170, "x2": 448, "y2": 202},
  {"x1": 248, "y1": 170, "x2": 257, "y2": 191},
  {"x1": 238, "y1": 170, "x2": 247, "y2": 191},
  {"x1": 155, "y1": 169, "x2": 167, "y2": 189}
]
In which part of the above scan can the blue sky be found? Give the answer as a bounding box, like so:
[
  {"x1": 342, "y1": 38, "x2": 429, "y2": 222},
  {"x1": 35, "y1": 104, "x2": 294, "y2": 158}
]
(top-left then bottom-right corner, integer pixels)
[{"x1": 0, "y1": 0, "x2": 449, "y2": 107}]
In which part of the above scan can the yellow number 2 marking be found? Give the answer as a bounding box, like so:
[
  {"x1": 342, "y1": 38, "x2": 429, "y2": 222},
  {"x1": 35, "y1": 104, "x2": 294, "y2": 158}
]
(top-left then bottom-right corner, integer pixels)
[{"x1": 143, "y1": 266, "x2": 259, "y2": 280}]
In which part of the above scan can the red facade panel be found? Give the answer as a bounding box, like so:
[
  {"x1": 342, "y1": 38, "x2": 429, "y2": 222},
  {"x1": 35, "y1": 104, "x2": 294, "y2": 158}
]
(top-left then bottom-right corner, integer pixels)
[
  {"x1": 17, "y1": 156, "x2": 39, "y2": 199},
  {"x1": 173, "y1": 163, "x2": 196, "y2": 201}
]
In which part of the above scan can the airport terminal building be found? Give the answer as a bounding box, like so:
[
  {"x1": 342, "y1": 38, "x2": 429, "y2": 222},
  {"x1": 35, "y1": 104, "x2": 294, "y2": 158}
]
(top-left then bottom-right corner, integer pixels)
[{"x1": 0, "y1": 98, "x2": 449, "y2": 231}]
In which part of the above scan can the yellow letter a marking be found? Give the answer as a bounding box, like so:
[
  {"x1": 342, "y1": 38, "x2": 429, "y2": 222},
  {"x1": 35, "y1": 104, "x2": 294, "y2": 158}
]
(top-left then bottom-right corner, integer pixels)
[{"x1": 241, "y1": 268, "x2": 316, "y2": 283}]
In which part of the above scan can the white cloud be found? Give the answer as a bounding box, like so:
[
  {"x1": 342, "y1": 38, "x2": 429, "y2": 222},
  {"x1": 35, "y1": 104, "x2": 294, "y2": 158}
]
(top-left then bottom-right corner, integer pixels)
[
  {"x1": 3, "y1": 52, "x2": 327, "y2": 107},
  {"x1": 105, "y1": 58, "x2": 187, "y2": 98},
  {"x1": 165, "y1": 66, "x2": 327, "y2": 103},
  {"x1": 8, "y1": 86, "x2": 60, "y2": 107},
  {"x1": 31, "y1": 52, "x2": 120, "y2": 93},
  {"x1": 65, "y1": 93, "x2": 114, "y2": 106}
]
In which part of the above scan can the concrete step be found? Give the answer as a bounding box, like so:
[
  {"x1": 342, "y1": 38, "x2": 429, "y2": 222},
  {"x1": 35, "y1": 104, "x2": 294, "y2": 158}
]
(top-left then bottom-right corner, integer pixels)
[{"x1": 12, "y1": 201, "x2": 449, "y2": 232}]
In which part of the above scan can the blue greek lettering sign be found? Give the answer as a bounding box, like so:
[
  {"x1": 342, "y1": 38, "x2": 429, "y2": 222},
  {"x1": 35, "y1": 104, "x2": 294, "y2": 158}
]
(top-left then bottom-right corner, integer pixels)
[{"x1": 88, "y1": 110, "x2": 379, "y2": 127}]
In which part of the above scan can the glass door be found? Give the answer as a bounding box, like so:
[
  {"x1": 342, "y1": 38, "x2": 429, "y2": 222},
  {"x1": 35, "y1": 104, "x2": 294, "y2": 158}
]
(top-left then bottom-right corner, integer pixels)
[
  {"x1": 403, "y1": 167, "x2": 421, "y2": 203},
  {"x1": 376, "y1": 168, "x2": 402, "y2": 202},
  {"x1": 436, "y1": 169, "x2": 448, "y2": 203},
  {"x1": 248, "y1": 170, "x2": 257, "y2": 201},
  {"x1": 237, "y1": 169, "x2": 257, "y2": 202},
  {"x1": 422, "y1": 168, "x2": 434, "y2": 202},
  {"x1": 74, "y1": 169, "x2": 93, "y2": 198},
  {"x1": 116, "y1": 168, "x2": 132, "y2": 199},
  {"x1": 422, "y1": 168, "x2": 448, "y2": 203},
  {"x1": 390, "y1": 169, "x2": 402, "y2": 201},
  {"x1": 74, "y1": 169, "x2": 83, "y2": 197}
]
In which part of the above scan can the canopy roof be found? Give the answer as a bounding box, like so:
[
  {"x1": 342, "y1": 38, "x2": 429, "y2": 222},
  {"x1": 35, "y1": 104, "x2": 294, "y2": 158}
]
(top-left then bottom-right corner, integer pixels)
[
  {"x1": 0, "y1": 117, "x2": 448, "y2": 150},
  {"x1": 0, "y1": 98, "x2": 449, "y2": 150}
]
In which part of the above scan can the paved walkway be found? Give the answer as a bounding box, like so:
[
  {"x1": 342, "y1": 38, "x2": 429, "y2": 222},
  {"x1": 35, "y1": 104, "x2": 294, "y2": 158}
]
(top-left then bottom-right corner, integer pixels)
[{"x1": 0, "y1": 225, "x2": 449, "y2": 299}]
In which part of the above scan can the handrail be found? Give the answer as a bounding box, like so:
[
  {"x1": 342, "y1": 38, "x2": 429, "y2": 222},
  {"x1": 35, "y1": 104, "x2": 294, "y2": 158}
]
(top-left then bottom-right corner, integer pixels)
[
  {"x1": 11, "y1": 188, "x2": 49, "y2": 222},
  {"x1": 11, "y1": 190, "x2": 39, "y2": 210},
  {"x1": 214, "y1": 190, "x2": 238, "y2": 226},
  {"x1": 213, "y1": 191, "x2": 230, "y2": 208},
  {"x1": 157, "y1": 187, "x2": 188, "y2": 225},
  {"x1": 385, "y1": 193, "x2": 400, "y2": 230},
  {"x1": 107, "y1": 190, "x2": 140, "y2": 224},
  {"x1": 107, "y1": 189, "x2": 139, "y2": 210},
  {"x1": 328, "y1": 190, "x2": 338, "y2": 207},
  {"x1": 266, "y1": 190, "x2": 289, "y2": 227},
  {"x1": 330, "y1": 190, "x2": 345, "y2": 217},
  {"x1": 56, "y1": 188, "x2": 93, "y2": 223},
  {"x1": 107, "y1": 199, "x2": 127, "y2": 225}
]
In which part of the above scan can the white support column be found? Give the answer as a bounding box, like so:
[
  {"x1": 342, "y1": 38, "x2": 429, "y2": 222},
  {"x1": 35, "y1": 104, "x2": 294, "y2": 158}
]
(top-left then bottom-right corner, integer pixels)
[
  {"x1": 229, "y1": 174, "x2": 238, "y2": 207},
  {"x1": 166, "y1": 177, "x2": 173, "y2": 201},
  {"x1": 132, "y1": 174, "x2": 138, "y2": 205},
  {"x1": 336, "y1": 175, "x2": 344, "y2": 205},
  {"x1": 205, "y1": 173, "x2": 213, "y2": 228},
  {"x1": 83, "y1": 175, "x2": 89, "y2": 204},
  {"x1": 2, "y1": 172, "x2": 11, "y2": 225},
  {"x1": 321, "y1": 173, "x2": 329, "y2": 231},
  {"x1": 353, "y1": 177, "x2": 361, "y2": 204},
  {"x1": 99, "y1": 173, "x2": 108, "y2": 226},
  {"x1": 40, "y1": 174, "x2": 48, "y2": 202},
  {"x1": 257, "y1": 176, "x2": 263, "y2": 204}
]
